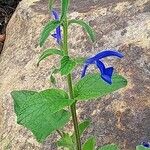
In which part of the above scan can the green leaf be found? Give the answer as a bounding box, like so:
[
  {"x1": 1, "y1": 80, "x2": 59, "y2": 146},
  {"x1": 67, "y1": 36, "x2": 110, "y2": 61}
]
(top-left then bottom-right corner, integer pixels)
[
  {"x1": 52, "y1": 67, "x2": 60, "y2": 74},
  {"x1": 98, "y1": 144, "x2": 119, "y2": 150},
  {"x1": 57, "y1": 133, "x2": 75, "y2": 150},
  {"x1": 50, "y1": 74, "x2": 56, "y2": 85},
  {"x1": 60, "y1": 56, "x2": 76, "y2": 75},
  {"x1": 48, "y1": 0, "x2": 54, "y2": 11},
  {"x1": 37, "y1": 48, "x2": 63, "y2": 66},
  {"x1": 69, "y1": 19, "x2": 95, "y2": 42},
  {"x1": 136, "y1": 145, "x2": 150, "y2": 150},
  {"x1": 72, "y1": 120, "x2": 91, "y2": 140},
  {"x1": 39, "y1": 20, "x2": 61, "y2": 47},
  {"x1": 12, "y1": 90, "x2": 38, "y2": 114},
  {"x1": 82, "y1": 137, "x2": 96, "y2": 150},
  {"x1": 61, "y1": 0, "x2": 70, "y2": 20},
  {"x1": 11, "y1": 89, "x2": 75, "y2": 142},
  {"x1": 50, "y1": 67, "x2": 60, "y2": 85},
  {"x1": 74, "y1": 57, "x2": 87, "y2": 65},
  {"x1": 29, "y1": 109, "x2": 71, "y2": 142},
  {"x1": 11, "y1": 89, "x2": 74, "y2": 117},
  {"x1": 74, "y1": 73, "x2": 127, "y2": 101}
]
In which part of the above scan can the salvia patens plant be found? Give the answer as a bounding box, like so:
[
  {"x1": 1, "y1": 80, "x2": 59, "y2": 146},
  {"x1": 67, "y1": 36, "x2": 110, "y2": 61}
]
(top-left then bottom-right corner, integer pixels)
[{"x1": 11, "y1": 0, "x2": 149, "y2": 150}]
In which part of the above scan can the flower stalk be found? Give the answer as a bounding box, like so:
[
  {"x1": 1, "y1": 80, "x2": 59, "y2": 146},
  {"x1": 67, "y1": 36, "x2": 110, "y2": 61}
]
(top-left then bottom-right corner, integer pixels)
[{"x1": 63, "y1": 18, "x2": 82, "y2": 150}]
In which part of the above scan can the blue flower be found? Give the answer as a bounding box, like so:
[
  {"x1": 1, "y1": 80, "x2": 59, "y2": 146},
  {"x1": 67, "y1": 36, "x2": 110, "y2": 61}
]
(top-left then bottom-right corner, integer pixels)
[
  {"x1": 81, "y1": 50, "x2": 124, "y2": 84},
  {"x1": 51, "y1": 10, "x2": 62, "y2": 45},
  {"x1": 142, "y1": 142, "x2": 150, "y2": 148}
]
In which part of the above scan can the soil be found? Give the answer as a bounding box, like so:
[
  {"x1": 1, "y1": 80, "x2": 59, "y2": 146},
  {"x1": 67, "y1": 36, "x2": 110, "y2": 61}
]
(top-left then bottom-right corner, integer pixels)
[{"x1": 0, "y1": 0, "x2": 21, "y2": 53}]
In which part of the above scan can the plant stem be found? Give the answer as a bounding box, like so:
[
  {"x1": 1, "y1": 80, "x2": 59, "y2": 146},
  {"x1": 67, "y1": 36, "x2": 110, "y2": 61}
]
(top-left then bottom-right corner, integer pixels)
[
  {"x1": 63, "y1": 19, "x2": 82, "y2": 150},
  {"x1": 56, "y1": 130, "x2": 63, "y2": 137}
]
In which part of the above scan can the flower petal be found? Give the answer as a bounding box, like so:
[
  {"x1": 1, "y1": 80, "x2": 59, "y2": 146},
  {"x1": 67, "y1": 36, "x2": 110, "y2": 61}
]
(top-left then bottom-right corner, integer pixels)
[
  {"x1": 104, "y1": 67, "x2": 114, "y2": 78},
  {"x1": 101, "y1": 67, "x2": 114, "y2": 84},
  {"x1": 52, "y1": 10, "x2": 59, "y2": 20},
  {"x1": 85, "y1": 57, "x2": 96, "y2": 65},
  {"x1": 101, "y1": 74, "x2": 112, "y2": 84},
  {"x1": 51, "y1": 10, "x2": 62, "y2": 44},
  {"x1": 81, "y1": 50, "x2": 122, "y2": 84},
  {"x1": 96, "y1": 60, "x2": 114, "y2": 84},
  {"x1": 142, "y1": 142, "x2": 150, "y2": 148},
  {"x1": 93, "y1": 50, "x2": 124, "y2": 60},
  {"x1": 56, "y1": 27, "x2": 61, "y2": 42},
  {"x1": 52, "y1": 33, "x2": 57, "y2": 38},
  {"x1": 95, "y1": 60, "x2": 105, "y2": 74},
  {"x1": 81, "y1": 64, "x2": 88, "y2": 78}
]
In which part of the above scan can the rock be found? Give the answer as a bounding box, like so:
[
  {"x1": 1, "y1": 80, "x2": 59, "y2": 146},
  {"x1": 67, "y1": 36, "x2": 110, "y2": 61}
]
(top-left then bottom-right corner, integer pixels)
[
  {"x1": 0, "y1": 0, "x2": 150, "y2": 149},
  {"x1": 0, "y1": 42, "x2": 3, "y2": 53}
]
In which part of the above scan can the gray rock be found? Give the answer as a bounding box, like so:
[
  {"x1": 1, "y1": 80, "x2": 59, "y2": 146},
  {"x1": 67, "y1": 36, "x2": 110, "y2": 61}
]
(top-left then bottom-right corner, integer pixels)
[{"x1": 0, "y1": 0, "x2": 150, "y2": 149}]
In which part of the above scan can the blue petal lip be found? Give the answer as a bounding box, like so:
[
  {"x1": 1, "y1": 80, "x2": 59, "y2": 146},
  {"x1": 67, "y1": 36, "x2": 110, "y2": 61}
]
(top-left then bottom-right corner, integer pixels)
[
  {"x1": 96, "y1": 60, "x2": 114, "y2": 84},
  {"x1": 104, "y1": 67, "x2": 114, "y2": 78},
  {"x1": 93, "y1": 50, "x2": 124, "y2": 60},
  {"x1": 101, "y1": 67, "x2": 114, "y2": 84}
]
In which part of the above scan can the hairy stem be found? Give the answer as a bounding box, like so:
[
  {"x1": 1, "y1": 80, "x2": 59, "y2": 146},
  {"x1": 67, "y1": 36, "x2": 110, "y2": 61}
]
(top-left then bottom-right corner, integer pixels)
[{"x1": 63, "y1": 19, "x2": 82, "y2": 150}]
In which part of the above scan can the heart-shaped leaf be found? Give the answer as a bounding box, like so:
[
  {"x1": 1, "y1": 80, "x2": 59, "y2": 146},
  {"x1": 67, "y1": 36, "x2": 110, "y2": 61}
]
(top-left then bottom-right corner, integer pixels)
[
  {"x1": 11, "y1": 89, "x2": 74, "y2": 142},
  {"x1": 74, "y1": 73, "x2": 127, "y2": 101}
]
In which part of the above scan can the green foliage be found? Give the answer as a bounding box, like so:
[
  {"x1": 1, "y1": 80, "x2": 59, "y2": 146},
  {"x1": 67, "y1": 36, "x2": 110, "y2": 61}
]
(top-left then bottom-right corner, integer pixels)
[
  {"x1": 48, "y1": 0, "x2": 54, "y2": 11},
  {"x1": 136, "y1": 145, "x2": 150, "y2": 150},
  {"x1": 82, "y1": 137, "x2": 96, "y2": 150},
  {"x1": 39, "y1": 20, "x2": 61, "y2": 47},
  {"x1": 60, "y1": 56, "x2": 76, "y2": 75},
  {"x1": 11, "y1": 89, "x2": 75, "y2": 142},
  {"x1": 11, "y1": 89, "x2": 74, "y2": 117},
  {"x1": 69, "y1": 19, "x2": 95, "y2": 42},
  {"x1": 50, "y1": 74, "x2": 56, "y2": 85},
  {"x1": 50, "y1": 67, "x2": 60, "y2": 85},
  {"x1": 72, "y1": 120, "x2": 91, "y2": 140},
  {"x1": 37, "y1": 48, "x2": 63, "y2": 66},
  {"x1": 74, "y1": 57, "x2": 87, "y2": 65},
  {"x1": 74, "y1": 73, "x2": 127, "y2": 101},
  {"x1": 11, "y1": 0, "x2": 128, "y2": 148},
  {"x1": 61, "y1": 0, "x2": 70, "y2": 20},
  {"x1": 57, "y1": 133, "x2": 75, "y2": 150},
  {"x1": 98, "y1": 144, "x2": 119, "y2": 150}
]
